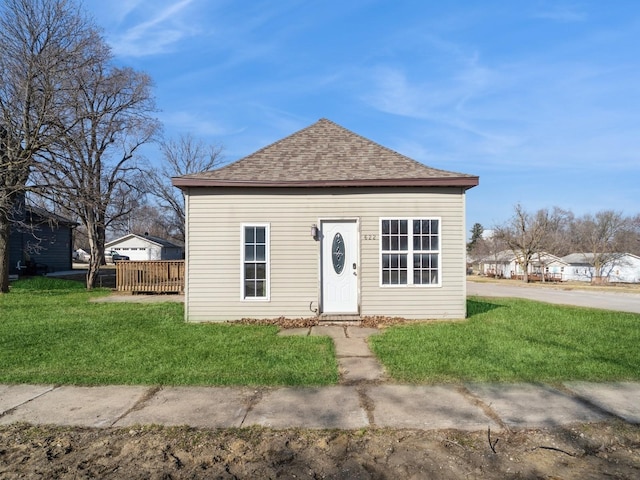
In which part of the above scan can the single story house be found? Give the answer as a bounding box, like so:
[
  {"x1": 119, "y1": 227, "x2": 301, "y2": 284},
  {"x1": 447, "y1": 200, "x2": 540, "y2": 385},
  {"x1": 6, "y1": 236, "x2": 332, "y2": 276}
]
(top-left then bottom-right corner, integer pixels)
[
  {"x1": 562, "y1": 253, "x2": 640, "y2": 283},
  {"x1": 105, "y1": 233, "x2": 184, "y2": 261},
  {"x1": 478, "y1": 250, "x2": 568, "y2": 280},
  {"x1": 477, "y1": 250, "x2": 514, "y2": 278},
  {"x1": 9, "y1": 203, "x2": 76, "y2": 275},
  {"x1": 172, "y1": 119, "x2": 479, "y2": 322},
  {"x1": 562, "y1": 253, "x2": 596, "y2": 282}
]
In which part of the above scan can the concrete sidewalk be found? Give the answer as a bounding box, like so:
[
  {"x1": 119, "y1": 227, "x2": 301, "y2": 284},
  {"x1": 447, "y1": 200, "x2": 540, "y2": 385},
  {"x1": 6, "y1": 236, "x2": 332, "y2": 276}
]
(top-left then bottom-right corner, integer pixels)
[
  {"x1": 1, "y1": 326, "x2": 639, "y2": 431},
  {"x1": 1, "y1": 382, "x2": 639, "y2": 430}
]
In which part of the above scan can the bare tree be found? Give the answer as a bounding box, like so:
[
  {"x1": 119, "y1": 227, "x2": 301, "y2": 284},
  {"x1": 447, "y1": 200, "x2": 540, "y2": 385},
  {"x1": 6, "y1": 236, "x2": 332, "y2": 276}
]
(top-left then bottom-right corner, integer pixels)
[
  {"x1": 0, "y1": 0, "x2": 100, "y2": 292},
  {"x1": 530, "y1": 206, "x2": 573, "y2": 281},
  {"x1": 613, "y1": 213, "x2": 640, "y2": 256},
  {"x1": 109, "y1": 202, "x2": 177, "y2": 241},
  {"x1": 146, "y1": 134, "x2": 224, "y2": 242},
  {"x1": 39, "y1": 59, "x2": 160, "y2": 288},
  {"x1": 571, "y1": 210, "x2": 632, "y2": 283},
  {"x1": 544, "y1": 207, "x2": 574, "y2": 257},
  {"x1": 494, "y1": 204, "x2": 568, "y2": 282}
]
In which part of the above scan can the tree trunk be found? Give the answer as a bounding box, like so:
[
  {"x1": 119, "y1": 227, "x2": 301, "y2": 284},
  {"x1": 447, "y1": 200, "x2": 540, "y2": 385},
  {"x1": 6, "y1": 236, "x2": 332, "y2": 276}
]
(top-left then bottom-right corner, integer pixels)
[
  {"x1": 592, "y1": 258, "x2": 603, "y2": 284},
  {"x1": 86, "y1": 249, "x2": 101, "y2": 289},
  {"x1": 522, "y1": 261, "x2": 529, "y2": 283},
  {"x1": 0, "y1": 214, "x2": 10, "y2": 293},
  {"x1": 85, "y1": 215, "x2": 106, "y2": 289}
]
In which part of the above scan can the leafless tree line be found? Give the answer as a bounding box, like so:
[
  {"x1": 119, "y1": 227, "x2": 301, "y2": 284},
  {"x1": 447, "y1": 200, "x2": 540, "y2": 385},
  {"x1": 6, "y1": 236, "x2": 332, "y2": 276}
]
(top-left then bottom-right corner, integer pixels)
[
  {"x1": 0, "y1": 0, "x2": 223, "y2": 291},
  {"x1": 468, "y1": 205, "x2": 640, "y2": 282}
]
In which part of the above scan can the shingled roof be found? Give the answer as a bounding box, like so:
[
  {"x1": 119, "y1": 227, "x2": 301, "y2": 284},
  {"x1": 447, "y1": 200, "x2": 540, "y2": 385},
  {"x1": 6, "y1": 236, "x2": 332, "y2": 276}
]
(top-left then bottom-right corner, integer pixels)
[{"x1": 172, "y1": 119, "x2": 478, "y2": 189}]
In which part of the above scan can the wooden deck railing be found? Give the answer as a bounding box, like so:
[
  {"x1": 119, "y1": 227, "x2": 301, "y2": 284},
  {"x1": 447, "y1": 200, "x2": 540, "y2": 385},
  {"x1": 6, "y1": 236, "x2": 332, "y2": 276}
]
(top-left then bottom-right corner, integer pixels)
[
  {"x1": 511, "y1": 273, "x2": 563, "y2": 283},
  {"x1": 115, "y1": 260, "x2": 184, "y2": 293}
]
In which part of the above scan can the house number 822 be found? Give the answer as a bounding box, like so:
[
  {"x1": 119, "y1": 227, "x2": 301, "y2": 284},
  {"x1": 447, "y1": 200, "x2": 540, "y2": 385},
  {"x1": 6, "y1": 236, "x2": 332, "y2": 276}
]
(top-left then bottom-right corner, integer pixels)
[{"x1": 363, "y1": 234, "x2": 378, "y2": 241}]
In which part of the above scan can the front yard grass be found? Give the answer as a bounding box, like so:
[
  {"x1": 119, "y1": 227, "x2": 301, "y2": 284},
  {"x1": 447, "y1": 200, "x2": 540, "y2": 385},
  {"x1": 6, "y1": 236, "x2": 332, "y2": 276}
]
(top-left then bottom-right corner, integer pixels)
[
  {"x1": 0, "y1": 278, "x2": 337, "y2": 386},
  {"x1": 3, "y1": 278, "x2": 639, "y2": 386},
  {"x1": 369, "y1": 297, "x2": 640, "y2": 384}
]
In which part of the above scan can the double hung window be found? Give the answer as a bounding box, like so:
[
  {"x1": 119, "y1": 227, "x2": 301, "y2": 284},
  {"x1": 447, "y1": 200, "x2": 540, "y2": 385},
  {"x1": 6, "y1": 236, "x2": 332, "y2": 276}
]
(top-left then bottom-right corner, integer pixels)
[
  {"x1": 380, "y1": 218, "x2": 440, "y2": 286},
  {"x1": 242, "y1": 224, "x2": 269, "y2": 299}
]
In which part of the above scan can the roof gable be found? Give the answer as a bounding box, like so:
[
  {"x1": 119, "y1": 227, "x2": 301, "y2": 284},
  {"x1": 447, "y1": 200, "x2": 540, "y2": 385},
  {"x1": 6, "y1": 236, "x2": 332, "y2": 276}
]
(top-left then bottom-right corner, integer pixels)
[
  {"x1": 481, "y1": 250, "x2": 568, "y2": 265},
  {"x1": 106, "y1": 233, "x2": 183, "y2": 248},
  {"x1": 563, "y1": 252, "x2": 640, "y2": 264},
  {"x1": 173, "y1": 119, "x2": 478, "y2": 189}
]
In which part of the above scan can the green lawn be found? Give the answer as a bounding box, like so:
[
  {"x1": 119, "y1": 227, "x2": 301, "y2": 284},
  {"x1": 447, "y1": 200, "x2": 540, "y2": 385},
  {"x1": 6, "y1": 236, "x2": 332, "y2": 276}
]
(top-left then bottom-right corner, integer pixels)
[
  {"x1": 0, "y1": 277, "x2": 338, "y2": 386},
  {"x1": 369, "y1": 297, "x2": 640, "y2": 384},
  {"x1": 3, "y1": 278, "x2": 639, "y2": 386}
]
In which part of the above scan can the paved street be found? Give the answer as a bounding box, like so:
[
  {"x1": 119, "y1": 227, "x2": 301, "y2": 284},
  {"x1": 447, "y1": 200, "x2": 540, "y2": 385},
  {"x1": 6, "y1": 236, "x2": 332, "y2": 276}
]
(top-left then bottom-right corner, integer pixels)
[{"x1": 467, "y1": 280, "x2": 640, "y2": 314}]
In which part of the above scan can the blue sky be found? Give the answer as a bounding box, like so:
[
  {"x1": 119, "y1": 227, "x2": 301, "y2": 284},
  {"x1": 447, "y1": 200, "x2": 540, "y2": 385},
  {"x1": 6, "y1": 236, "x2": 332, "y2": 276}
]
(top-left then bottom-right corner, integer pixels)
[{"x1": 83, "y1": 0, "x2": 639, "y2": 231}]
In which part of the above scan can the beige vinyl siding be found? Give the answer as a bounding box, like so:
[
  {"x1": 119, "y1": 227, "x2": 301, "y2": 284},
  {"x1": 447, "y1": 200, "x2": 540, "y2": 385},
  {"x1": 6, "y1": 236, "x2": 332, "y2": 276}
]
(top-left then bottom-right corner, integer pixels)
[{"x1": 184, "y1": 186, "x2": 467, "y2": 322}]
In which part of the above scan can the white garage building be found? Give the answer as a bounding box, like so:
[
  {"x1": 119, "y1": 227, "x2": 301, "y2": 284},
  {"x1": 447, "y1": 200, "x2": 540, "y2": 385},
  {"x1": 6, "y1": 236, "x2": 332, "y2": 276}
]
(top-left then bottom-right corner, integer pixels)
[{"x1": 105, "y1": 233, "x2": 184, "y2": 261}]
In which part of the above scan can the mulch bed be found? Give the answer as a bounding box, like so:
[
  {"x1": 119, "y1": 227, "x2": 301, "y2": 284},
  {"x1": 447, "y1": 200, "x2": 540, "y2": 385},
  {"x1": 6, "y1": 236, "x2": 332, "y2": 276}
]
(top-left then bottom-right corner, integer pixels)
[{"x1": 230, "y1": 316, "x2": 410, "y2": 329}]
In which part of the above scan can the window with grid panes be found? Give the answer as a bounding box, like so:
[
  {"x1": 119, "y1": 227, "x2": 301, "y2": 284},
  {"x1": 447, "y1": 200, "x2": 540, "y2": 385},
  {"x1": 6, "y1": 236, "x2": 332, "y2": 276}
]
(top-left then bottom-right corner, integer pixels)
[
  {"x1": 242, "y1": 225, "x2": 269, "y2": 299},
  {"x1": 380, "y1": 218, "x2": 440, "y2": 286}
]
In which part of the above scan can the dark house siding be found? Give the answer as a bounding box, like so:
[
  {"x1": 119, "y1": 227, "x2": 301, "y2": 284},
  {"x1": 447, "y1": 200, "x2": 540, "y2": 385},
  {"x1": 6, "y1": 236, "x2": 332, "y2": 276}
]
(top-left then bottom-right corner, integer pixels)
[
  {"x1": 161, "y1": 246, "x2": 184, "y2": 260},
  {"x1": 9, "y1": 209, "x2": 76, "y2": 275}
]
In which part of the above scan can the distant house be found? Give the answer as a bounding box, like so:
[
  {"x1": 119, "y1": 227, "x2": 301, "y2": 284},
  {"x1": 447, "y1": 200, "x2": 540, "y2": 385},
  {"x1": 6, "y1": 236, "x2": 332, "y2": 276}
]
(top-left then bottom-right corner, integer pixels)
[
  {"x1": 479, "y1": 250, "x2": 568, "y2": 280},
  {"x1": 561, "y1": 253, "x2": 595, "y2": 282},
  {"x1": 105, "y1": 233, "x2": 184, "y2": 261},
  {"x1": 172, "y1": 118, "x2": 479, "y2": 322},
  {"x1": 477, "y1": 250, "x2": 514, "y2": 278},
  {"x1": 562, "y1": 253, "x2": 640, "y2": 283},
  {"x1": 609, "y1": 254, "x2": 640, "y2": 283},
  {"x1": 9, "y1": 204, "x2": 76, "y2": 275}
]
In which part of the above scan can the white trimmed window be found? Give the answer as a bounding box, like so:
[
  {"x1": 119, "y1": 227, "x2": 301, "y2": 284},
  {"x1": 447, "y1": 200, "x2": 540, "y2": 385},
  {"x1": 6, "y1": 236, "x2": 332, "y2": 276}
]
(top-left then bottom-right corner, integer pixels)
[
  {"x1": 241, "y1": 224, "x2": 270, "y2": 300},
  {"x1": 380, "y1": 218, "x2": 440, "y2": 286}
]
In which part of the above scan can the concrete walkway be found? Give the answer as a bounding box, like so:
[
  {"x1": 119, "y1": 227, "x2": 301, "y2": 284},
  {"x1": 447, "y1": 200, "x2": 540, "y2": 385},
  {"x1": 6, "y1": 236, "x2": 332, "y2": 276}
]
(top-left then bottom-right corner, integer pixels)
[
  {"x1": 1, "y1": 381, "x2": 639, "y2": 431},
  {"x1": 280, "y1": 325, "x2": 386, "y2": 384},
  {"x1": 1, "y1": 326, "x2": 639, "y2": 431}
]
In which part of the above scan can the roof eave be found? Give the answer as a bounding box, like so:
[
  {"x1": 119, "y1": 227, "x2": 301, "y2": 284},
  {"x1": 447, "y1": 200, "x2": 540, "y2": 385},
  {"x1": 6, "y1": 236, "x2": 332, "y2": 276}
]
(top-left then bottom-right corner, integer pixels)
[{"x1": 172, "y1": 176, "x2": 479, "y2": 190}]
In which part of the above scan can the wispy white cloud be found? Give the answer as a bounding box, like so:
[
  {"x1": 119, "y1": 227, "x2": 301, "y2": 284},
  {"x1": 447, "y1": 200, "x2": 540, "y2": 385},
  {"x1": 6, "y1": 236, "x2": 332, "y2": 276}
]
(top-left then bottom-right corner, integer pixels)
[
  {"x1": 361, "y1": 60, "x2": 521, "y2": 159},
  {"x1": 81, "y1": 0, "x2": 639, "y2": 228},
  {"x1": 360, "y1": 24, "x2": 640, "y2": 172},
  {"x1": 108, "y1": 0, "x2": 198, "y2": 57},
  {"x1": 161, "y1": 111, "x2": 236, "y2": 138},
  {"x1": 532, "y1": 3, "x2": 587, "y2": 22},
  {"x1": 108, "y1": 0, "x2": 146, "y2": 24}
]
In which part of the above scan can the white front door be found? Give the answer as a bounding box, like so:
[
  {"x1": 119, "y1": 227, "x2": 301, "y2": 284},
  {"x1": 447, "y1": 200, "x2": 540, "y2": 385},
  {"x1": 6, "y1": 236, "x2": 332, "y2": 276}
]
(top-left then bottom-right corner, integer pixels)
[{"x1": 321, "y1": 220, "x2": 359, "y2": 314}]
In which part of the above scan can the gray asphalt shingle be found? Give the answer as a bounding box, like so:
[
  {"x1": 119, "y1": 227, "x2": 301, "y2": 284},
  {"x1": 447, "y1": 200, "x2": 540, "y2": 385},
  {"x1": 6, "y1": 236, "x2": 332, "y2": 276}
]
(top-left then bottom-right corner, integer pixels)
[{"x1": 173, "y1": 119, "x2": 478, "y2": 188}]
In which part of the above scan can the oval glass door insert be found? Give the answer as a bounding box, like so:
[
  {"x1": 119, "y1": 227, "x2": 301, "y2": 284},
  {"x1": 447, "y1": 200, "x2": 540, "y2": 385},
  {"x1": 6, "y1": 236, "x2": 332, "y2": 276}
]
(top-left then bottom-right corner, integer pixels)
[{"x1": 332, "y1": 233, "x2": 345, "y2": 274}]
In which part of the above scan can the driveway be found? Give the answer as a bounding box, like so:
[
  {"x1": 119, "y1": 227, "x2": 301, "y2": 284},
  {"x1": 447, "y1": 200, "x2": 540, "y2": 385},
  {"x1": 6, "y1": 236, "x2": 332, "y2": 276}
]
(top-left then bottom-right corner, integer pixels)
[{"x1": 467, "y1": 280, "x2": 640, "y2": 314}]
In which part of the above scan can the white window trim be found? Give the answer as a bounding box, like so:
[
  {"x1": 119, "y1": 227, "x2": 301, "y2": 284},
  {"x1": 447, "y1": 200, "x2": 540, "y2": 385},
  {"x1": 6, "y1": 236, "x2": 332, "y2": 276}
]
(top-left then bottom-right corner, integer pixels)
[
  {"x1": 379, "y1": 217, "x2": 442, "y2": 288},
  {"x1": 240, "y1": 223, "x2": 270, "y2": 301}
]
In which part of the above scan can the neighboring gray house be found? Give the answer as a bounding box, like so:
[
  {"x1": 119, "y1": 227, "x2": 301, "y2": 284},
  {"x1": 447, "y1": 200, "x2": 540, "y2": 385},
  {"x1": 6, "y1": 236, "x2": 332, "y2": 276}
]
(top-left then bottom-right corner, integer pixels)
[
  {"x1": 9, "y1": 204, "x2": 76, "y2": 275},
  {"x1": 563, "y1": 253, "x2": 640, "y2": 283},
  {"x1": 172, "y1": 119, "x2": 479, "y2": 322},
  {"x1": 477, "y1": 250, "x2": 514, "y2": 278},
  {"x1": 105, "y1": 233, "x2": 184, "y2": 261},
  {"x1": 562, "y1": 253, "x2": 595, "y2": 282}
]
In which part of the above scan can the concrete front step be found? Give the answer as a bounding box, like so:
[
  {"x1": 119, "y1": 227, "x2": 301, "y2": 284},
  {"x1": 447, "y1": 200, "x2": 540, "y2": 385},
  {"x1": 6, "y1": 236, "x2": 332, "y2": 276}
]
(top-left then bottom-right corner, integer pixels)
[{"x1": 319, "y1": 314, "x2": 361, "y2": 322}]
